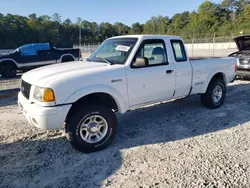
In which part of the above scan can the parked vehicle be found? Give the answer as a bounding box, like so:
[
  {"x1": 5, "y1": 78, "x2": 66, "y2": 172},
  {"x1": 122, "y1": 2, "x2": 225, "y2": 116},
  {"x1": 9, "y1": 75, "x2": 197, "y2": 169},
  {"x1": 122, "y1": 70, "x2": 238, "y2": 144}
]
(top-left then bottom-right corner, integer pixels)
[
  {"x1": 0, "y1": 43, "x2": 80, "y2": 78},
  {"x1": 229, "y1": 35, "x2": 250, "y2": 78},
  {"x1": 18, "y1": 35, "x2": 237, "y2": 153}
]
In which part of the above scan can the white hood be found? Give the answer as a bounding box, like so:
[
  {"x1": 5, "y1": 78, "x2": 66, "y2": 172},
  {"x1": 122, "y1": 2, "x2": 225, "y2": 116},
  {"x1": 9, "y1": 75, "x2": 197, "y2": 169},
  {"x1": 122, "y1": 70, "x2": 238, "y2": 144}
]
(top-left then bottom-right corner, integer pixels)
[
  {"x1": 22, "y1": 61, "x2": 109, "y2": 86},
  {"x1": 21, "y1": 60, "x2": 127, "y2": 105}
]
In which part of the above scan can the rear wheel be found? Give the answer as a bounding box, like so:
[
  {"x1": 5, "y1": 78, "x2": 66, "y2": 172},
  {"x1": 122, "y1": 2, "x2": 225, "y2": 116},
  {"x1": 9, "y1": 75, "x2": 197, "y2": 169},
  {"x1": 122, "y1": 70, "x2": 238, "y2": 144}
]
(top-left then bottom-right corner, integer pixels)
[
  {"x1": 0, "y1": 63, "x2": 17, "y2": 78},
  {"x1": 65, "y1": 105, "x2": 117, "y2": 153},
  {"x1": 200, "y1": 79, "x2": 226, "y2": 109},
  {"x1": 61, "y1": 56, "x2": 74, "y2": 63}
]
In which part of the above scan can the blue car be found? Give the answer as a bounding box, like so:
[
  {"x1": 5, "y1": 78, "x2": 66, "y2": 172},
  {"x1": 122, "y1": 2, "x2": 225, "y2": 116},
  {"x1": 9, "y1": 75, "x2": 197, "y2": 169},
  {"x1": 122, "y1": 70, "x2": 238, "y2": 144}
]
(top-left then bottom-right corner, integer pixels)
[{"x1": 0, "y1": 43, "x2": 81, "y2": 78}]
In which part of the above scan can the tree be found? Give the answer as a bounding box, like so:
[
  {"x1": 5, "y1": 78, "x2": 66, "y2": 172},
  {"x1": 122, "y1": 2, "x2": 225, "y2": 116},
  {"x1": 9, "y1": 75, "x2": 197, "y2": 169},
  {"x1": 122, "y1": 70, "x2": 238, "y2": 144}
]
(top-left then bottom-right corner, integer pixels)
[
  {"x1": 38, "y1": 15, "x2": 51, "y2": 21},
  {"x1": 28, "y1": 13, "x2": 37, "y2": 20},
  {"x1": 99, "y1": 22, "x2": 116, "y2": 40},
  {"x1": 1, "y1": 1, "x2": 250, "y2": 49},
  {"x1": 129, "y1": 22, "x2": 144, "y2": 34},
  {"x1": 157, "y1": 16, "x2": 169, "y2": 34},
  {"x1": 52, "y1": 13, "x2": 61, "y2": 23},
  {"x1": 143, "y1": 16, "x2": 158, "y2": 34},
  {"x1": 167, "y1": 12, "x2": 189, "y2": 35},
  {"x1": 114, "y1": 22, "x2": 130, "y2": 35},
  {"x1": 63, "y1": 19, "x2": 72, "y2": 25},
  {"x1": 221, "y1": 0, "x2": 237, "y2": 10}
]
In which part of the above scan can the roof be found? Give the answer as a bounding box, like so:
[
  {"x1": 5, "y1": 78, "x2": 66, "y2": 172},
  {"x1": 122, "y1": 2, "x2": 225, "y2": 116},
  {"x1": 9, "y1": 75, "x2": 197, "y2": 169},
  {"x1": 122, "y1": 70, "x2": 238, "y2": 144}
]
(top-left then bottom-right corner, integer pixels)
[{"x1": 109, "y1": 34, "x2": 182, "y2": 40}]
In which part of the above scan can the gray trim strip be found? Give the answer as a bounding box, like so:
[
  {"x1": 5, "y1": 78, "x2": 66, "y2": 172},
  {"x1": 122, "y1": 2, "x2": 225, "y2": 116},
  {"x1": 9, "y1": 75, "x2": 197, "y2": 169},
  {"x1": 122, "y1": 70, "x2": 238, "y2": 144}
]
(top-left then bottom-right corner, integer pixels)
[{"x1": 18, "y1": 60, "x2": 56, "y2": 67}]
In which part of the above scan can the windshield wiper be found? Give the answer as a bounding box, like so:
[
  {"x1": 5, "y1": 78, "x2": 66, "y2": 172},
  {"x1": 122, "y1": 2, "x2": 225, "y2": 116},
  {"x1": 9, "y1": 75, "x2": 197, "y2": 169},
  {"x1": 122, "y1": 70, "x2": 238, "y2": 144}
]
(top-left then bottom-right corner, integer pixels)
[{"x1": 96, "y1": 57, "x2": 115, "y2": 65}]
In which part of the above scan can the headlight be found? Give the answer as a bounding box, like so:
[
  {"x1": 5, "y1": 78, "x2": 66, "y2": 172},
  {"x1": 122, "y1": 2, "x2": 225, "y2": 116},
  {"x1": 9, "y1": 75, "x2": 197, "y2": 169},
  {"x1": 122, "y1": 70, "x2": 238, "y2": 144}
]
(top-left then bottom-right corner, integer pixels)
[
  {"x1": 33, "y1": 86, "x2": 55, "y2": 102},
  {"x1": 243, "y1": 58, "x2": 250, "y2": 64}
]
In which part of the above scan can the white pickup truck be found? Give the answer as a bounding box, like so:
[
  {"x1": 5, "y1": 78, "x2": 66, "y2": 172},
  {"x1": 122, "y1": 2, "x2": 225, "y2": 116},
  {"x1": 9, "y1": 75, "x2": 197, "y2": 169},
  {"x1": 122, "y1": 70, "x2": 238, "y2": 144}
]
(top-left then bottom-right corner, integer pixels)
[{"x1": 18, "y1": 35, "x2": 237, "y2": 153}]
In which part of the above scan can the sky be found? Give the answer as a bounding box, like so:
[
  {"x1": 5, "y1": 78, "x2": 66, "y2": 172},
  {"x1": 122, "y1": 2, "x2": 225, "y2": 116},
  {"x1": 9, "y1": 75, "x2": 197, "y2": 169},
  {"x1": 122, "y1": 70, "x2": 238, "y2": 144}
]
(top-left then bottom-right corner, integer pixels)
[{"x1": 0, "y1": 0, "x2": 222, "y2": 26}]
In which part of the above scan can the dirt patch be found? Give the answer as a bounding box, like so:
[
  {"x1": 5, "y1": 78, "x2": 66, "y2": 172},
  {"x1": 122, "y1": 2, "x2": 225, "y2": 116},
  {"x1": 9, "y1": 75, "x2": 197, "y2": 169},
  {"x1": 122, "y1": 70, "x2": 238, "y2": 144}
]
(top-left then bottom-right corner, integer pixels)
[{"x1": 0, "y1": 80, "x2": 250, "y2": 188}]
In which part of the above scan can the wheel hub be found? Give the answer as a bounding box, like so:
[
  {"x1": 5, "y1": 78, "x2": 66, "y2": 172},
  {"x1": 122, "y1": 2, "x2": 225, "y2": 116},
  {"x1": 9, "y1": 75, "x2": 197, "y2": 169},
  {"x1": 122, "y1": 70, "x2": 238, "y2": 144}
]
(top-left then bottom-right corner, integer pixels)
[
  {"x1": 88, "y1": 122, "x2": 99, "y2": 133},
  {"x1": 79, "y1": 115, "x2": 108, "y2": 144},
  {"x1": 212, "y1": 85, "x2": 223, "y2": 103}
]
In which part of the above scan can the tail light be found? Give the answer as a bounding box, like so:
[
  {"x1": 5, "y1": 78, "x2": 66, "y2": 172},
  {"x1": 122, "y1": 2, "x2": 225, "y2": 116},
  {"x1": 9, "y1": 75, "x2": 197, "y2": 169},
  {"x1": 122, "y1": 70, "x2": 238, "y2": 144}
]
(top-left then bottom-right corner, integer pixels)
[{"x1": 234, "y1": 63, "x2": 237, "y2": 72}]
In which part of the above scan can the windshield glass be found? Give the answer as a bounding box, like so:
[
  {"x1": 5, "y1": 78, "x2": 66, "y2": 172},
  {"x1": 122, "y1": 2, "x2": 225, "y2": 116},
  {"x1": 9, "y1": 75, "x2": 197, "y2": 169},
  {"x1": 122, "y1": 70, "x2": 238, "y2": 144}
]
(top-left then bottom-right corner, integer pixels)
[
  {"x1": 87, "y1": 38, "x2": 138, "y2": 64},
  {"x1": 239, "y1": 39, "x2": 250, "y2": 50}
]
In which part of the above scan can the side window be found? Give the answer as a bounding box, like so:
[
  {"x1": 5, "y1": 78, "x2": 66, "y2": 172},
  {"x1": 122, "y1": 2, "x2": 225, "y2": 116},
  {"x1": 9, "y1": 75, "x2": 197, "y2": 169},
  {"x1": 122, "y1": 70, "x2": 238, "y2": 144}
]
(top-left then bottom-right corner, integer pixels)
[
  {"x1": 19, "y1": 45, "x2": 38, "y2": 56},
  {"x1": 171, "y1": 40, "x2": 187, "y2": 62},
  {"x1": 135, "y1": 40, "x2": 168, "y2": 66}
]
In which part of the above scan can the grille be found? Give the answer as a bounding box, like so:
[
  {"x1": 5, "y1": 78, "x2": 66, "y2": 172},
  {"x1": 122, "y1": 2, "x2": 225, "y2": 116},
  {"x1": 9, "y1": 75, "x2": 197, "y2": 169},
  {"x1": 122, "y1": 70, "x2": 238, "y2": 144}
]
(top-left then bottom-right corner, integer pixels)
[
  {"x1": 21, "y1": 80, "x2": 31, "y2": 100},
  {"x1": 239, "y1": 58, "x2": 250, "y2": 64}
]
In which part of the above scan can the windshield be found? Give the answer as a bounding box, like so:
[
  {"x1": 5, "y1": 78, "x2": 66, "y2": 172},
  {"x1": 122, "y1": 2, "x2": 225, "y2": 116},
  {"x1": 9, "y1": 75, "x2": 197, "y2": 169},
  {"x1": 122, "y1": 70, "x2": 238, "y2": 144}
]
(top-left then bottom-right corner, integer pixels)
[
  {"x1": 87, "y1": 38, "x2": 138, "y2": 64},
  {"x1": 239, "y1": 39, "x2": 250, "y2": 50}
]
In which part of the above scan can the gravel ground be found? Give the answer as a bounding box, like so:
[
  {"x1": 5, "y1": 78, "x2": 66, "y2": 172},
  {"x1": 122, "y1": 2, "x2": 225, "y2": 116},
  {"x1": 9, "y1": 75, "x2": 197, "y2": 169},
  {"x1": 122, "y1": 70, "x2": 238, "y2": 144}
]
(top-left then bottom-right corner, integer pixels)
[
  {"x1": 0, "y1": 80, "x2": 250, "y2": 188},
  {"x1": 0, "y1": 75, "x2": 21, "y2": 90}
]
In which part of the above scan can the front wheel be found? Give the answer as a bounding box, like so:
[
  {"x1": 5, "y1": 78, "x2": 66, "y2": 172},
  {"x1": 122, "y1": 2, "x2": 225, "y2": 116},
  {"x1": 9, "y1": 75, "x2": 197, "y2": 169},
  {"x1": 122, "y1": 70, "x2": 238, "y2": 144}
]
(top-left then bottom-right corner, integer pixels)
[
  {"x1": 65, "y1": 105, "x2": 117, "y2": 153},
  {"x1": 0, "y1": 63, "x2": 17, "y2": 78},
  {"x1": 200, "y1": 79, "x2": 226, "y2": 109}
]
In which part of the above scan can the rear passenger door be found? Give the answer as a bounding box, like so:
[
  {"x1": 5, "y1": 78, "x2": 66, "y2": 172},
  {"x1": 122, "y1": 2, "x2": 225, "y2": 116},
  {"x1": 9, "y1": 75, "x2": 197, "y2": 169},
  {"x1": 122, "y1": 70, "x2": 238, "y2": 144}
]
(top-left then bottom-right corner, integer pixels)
[
  {"x1": 170, "y1": 40, "x2": 192, "y2": 97},
  {"x1": 126, "y1": 39, "x2": 176, "y2": 107},
  {"x1": 36, "y1": 50, "x2": 56, "y2": 65}
]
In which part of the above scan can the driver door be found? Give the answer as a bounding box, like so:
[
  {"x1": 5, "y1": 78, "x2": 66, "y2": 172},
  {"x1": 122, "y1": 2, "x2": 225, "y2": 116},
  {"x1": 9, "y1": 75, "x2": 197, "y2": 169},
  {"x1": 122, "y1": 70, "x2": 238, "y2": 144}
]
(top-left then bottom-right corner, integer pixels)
[
  {"x1": 18, "y1": 44, "x2": 41, "y2": 67},
  {"x1": 126, "y1": 39, "x2": 176, "y2": 107},
  {"x1": 18, "y1": 44, "x2": 56, "y2": 68}
]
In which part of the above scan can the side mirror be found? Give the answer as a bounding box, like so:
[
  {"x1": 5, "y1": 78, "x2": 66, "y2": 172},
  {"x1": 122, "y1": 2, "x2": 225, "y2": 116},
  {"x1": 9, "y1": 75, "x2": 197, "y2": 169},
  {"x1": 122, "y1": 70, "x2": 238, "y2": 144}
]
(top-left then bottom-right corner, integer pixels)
[
  {"x1": 16, "y1": 50, "x2": 22, "y2": 56},
  {"x1": 132, "y1": 57, "x2": 148, "y2": 68}
]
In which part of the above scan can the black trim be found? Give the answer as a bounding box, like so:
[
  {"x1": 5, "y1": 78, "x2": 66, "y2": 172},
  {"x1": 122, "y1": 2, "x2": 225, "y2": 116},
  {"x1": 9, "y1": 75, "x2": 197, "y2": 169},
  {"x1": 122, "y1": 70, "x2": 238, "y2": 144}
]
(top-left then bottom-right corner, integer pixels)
[
  {"x1": 28, "y1": 102, "x2": 72, "y2": 107},
  {"x1": 173, "y1": 90, "x2": 176, "y2": 97},
  {"x1": 188, "y1": 87, "x2": 193, "y2": 96},
  {"x1": 21, "y1": 80, "x2": 31, "y2": 100},
  {"x1": 35, "y1": 103, "x2": 72, "y2": 108},
  {"x1": 130, "y1": 39, "x2": 169, "y2": 69},
  {"x1": 131, "y1": 62, "x2": 168, "y2": 69},
  {"x1": 170, "y1": 40, "x2": 187, "y2": 62},
  {"x1": 53, "y1": 103, "x2": 72, "y2": 107}
]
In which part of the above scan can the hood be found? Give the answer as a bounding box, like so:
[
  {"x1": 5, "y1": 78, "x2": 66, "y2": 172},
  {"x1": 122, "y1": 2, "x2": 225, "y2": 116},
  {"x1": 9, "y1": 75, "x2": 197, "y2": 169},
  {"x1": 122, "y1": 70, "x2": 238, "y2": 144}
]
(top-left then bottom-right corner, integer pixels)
[
  {"x1": 0, "y1": 53, "x2": 11, "y2": 59},
  {"x1": 234, "y1": 35, "x2": 250, "y2": 51},
  {"x1": 21, "y1": 61, "x2": 110, "y2": 86}
]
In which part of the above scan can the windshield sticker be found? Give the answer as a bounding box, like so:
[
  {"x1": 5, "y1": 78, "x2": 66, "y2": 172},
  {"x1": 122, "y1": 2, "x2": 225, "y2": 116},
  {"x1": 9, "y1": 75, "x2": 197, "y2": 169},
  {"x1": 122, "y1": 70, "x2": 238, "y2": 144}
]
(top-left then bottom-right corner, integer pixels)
[{"x1": 115, "y1": 45, "x2": 130, "y2": 52}]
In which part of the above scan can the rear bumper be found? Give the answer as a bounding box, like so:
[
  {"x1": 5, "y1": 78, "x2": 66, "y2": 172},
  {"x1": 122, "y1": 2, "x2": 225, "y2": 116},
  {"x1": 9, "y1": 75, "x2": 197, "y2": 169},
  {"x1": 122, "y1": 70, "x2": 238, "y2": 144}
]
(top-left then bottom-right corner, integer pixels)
[
  {"x1": 18, "y1": 92, "x2": 71, "y2": 130},
  {"x1": 236, "y1": 70, "x2": 250, "y2": 78}
]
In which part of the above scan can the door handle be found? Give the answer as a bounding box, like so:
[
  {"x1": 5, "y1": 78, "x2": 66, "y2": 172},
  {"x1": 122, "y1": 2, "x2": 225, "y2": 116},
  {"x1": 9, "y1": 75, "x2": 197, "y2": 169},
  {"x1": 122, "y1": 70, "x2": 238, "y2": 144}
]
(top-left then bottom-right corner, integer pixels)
[{"x1": 166, "y1": 70, "x2": 174, "y2": 74}]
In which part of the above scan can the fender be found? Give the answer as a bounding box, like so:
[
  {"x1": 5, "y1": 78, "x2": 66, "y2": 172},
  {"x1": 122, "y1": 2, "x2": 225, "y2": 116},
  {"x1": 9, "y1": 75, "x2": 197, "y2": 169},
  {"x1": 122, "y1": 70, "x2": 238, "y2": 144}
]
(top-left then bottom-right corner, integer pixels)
[
  {"x1": 200, "y1": 68, "x2": 228, "y2": 93},
  {"x1": 59, "y1": 54, "x2": 76, "y2": 62},
  {"x1": 0, "y1": 58, "x2": 18, "y2": 67},
  {"x1": 64, "y1": 84, "x2": 129, "y2": 114}
]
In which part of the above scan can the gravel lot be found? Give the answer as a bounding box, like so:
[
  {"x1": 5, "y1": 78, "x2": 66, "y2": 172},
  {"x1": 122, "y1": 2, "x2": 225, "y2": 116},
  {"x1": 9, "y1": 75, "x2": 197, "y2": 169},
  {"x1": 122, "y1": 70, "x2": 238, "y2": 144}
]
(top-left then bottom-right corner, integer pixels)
[
  {"x1": 0, "y1": 76, "x2": 21, "y2": 90},
  {"x1": 0, "y1": 79, "x2": 250, "y2": 188}
]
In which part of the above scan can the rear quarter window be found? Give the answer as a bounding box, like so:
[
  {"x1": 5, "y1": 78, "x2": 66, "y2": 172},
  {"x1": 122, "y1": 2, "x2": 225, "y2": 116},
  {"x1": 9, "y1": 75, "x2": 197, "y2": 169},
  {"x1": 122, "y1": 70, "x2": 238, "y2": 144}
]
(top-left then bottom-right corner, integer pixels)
[{"x1": 171, "y1": 40, "x2": 187, "y2": 62}]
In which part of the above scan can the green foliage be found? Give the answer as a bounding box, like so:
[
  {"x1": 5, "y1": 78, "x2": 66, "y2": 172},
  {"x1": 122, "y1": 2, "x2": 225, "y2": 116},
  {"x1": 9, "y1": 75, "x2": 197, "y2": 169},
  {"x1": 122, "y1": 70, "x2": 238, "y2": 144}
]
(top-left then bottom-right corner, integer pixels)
[
  {"x1": 0, "y1": 0, "x2": 250, "y2": 49},
  {"x1": 129, "y1": 22, "x2": 144, "y2": 34}
]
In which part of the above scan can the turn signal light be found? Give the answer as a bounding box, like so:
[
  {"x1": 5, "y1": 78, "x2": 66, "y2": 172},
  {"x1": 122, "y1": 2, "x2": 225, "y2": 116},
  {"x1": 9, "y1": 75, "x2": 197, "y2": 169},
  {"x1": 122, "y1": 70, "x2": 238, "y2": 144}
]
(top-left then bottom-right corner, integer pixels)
[{"x1": 43, "y1": 88, "x2": 55, "y2": 102}]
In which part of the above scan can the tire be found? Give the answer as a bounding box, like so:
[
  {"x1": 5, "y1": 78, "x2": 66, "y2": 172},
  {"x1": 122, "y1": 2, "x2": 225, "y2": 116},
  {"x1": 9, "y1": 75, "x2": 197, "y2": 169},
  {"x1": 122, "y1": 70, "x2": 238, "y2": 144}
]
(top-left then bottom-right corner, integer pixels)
[
  {"x1": 0, "y1": 63, "x2": 17, "y2": 78},
  {"x1": 200, "y1": 79, "x2": 226, "y2": 109},
  {"x1": 61, "y1": 56, "x2": 74, "y2": 63},
  {"x1": 65, "y1": 105, "x2": 117, "y2": 153}
]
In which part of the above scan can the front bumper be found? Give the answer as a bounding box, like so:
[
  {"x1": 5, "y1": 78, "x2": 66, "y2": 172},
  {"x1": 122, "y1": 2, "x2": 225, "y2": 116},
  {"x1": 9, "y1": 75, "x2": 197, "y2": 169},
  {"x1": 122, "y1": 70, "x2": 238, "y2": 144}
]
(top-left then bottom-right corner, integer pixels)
[{"x1": 18, "y1": 92, "x2": 72, "y2": 130}]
